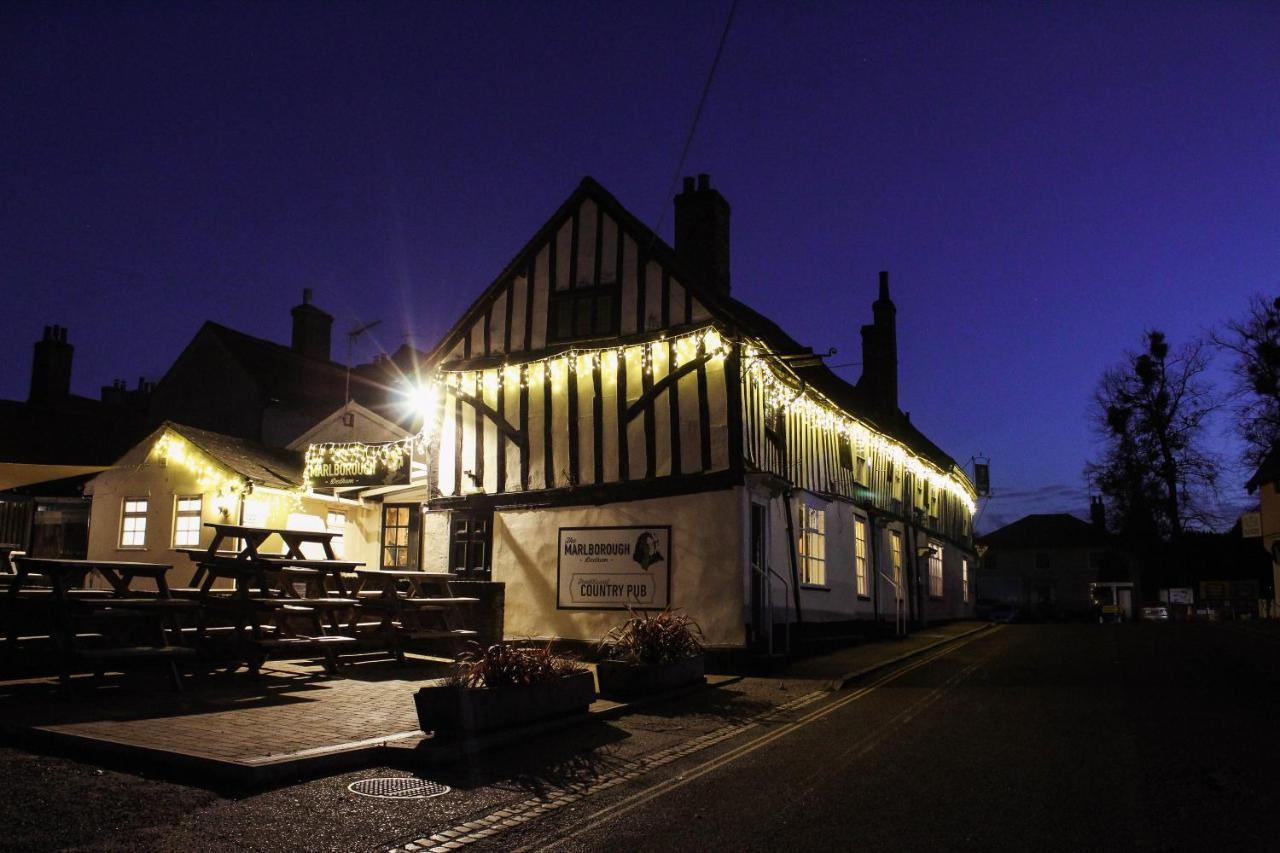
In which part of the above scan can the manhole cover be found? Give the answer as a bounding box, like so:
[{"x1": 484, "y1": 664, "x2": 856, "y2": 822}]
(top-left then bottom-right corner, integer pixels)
[{"x1": 348, "y1": 777, "x2": 451, "y2": 800}]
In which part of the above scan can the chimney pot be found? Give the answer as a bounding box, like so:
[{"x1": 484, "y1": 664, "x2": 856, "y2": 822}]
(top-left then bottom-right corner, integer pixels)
[
  {"x1": 291, "y1": 292, "x2": 333, "y2": 361},
  {"x1": 673, "y1": 174, "x2": 731, "y2": 295},
  {"x1": 29, "y1": 323, "x2": 74, "y2": 403}
]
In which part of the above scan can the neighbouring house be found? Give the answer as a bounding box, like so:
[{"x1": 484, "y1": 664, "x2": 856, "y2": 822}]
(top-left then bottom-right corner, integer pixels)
[
  {"x1": 977, "y1": 498, "x2": 1135, "y2": 619},
  {"x1": 147, "y1": 290, "x2": 423, "y2": 448},
  {"x1": 309, "y1": 175, "x2": 979, "y2": 651},
  {"x1": 83, "y1": 421, "x2": 377, "y2": 589},
  {"x1": 1246, "y1": 446, "x2": 1280, "y2": 611},
  {"x1": 0, "y1": 325, "x2": 154, "y2": 557}
]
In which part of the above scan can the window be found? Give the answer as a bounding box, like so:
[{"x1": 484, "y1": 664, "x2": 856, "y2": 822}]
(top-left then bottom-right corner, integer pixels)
[
  {"x1": 450, "y1": 510, "x2": 493, "y2": 578},
  {"x1": 855, "y1": 455, "x2": 869, "y2": 486},
  {"x1": 797, "y1": 503, "x2": 826, "y2": 586},
  {"x1": 326, "y1": 510, "x2": 347, "y2": 559},
  {"x1": 381, "y1": 504, "x2": 419, "y2": 569},
  {"x1": 890, "y1": 529, "x2": 904, "y2": 599},
  {"x1": 928, "y1": 544, "x2": 944, "y2": 598},
  {"x1": 854, "y1": 515, "x2": 869, "y2": 598},
  {"x1": 172, "y1": 496, "x2": 201, "y2": 547},
  {"x1": 549, "y1": 284, "x2": 618, "y2": 341},
  {"x1": 120, "y1": 498, "x2": 148, "y2": 548},
  {"x1": 838, "y1": 436, "x2": 854, "y2": 471},
  {"x1": 962, "y1": 558, "x2": 970, "y2": 603}
]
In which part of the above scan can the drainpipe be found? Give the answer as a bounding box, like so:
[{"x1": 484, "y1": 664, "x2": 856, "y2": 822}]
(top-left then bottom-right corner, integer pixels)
[{"x1": 781, "y1": 489, "x2": 804, "y2": 626}]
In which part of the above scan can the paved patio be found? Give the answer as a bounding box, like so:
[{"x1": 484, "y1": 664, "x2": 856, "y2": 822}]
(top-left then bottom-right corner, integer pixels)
[{"x1": 0, "y1": 654, "x2": 453, "y2": 783}]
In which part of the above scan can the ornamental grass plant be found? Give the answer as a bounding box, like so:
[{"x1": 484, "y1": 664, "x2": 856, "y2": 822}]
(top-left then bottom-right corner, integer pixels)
[
  {"x1": 599, "y1": 609, "x2": 704, "y2": 666},
  {"x1": 449, "y1": 641, "x2": 585, "y2": 689}
]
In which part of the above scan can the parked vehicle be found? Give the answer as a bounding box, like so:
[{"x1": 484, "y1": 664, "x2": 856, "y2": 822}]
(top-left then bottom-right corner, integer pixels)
[{"x1": 1141, "y1": 605, "x2": 1169, "y2": 621}]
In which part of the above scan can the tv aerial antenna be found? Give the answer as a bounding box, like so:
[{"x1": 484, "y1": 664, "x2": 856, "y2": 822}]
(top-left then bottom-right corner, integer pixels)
[{"x1": 345, "y1": 319, "x2": 383, "y2": 407}]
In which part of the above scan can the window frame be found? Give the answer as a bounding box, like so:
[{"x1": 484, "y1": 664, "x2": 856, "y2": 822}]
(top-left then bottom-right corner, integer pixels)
[
  {"x1": 171, "y1": 495, "x2": 202, "y2": 548},
  {"x1": 380, "y1": 504, "x2": 419, "y2": 570},
  {"x1": 853, "y1": 514, "x2": 870, "y2": 598},
  {"x1": 797, "y1": 501, "x2": 826, "y2": 587},
  {"x1": 928, "y1": 543, "x2": 944, "y2": 599},
  {"x1": 548, "y1": 283, "x2": 620, "y2": 343},
  {"x1": 962, "y1": 558, "x2": 970, "y2": 603},
  {"x1": 890, "y1": 529, "x2": 904, "y2": 600},
  {"x1": 119, "y1": 497, "x2": 149, "y2": 549}
]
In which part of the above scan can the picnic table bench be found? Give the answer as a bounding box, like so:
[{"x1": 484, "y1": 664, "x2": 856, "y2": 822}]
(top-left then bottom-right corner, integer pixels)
[
  {"x1": 6, "y1": 557, "x2": 195, "y2": 690},
  {"x1": 353, "y1": 569, "x2": 476, "y2": 663},
  {"x1": 178, "y1": 524, "x2": 364, "y2": 675}
]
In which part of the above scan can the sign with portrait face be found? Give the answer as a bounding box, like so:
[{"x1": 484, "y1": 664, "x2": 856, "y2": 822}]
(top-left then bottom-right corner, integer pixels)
[{"x1": 556, "y1": 526, "x2": 672, "y2": 610}]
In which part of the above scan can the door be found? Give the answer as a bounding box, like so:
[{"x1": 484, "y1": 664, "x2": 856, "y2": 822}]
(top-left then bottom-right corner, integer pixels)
[
  {"x1": 450, "y1": 509, "x2": 493, "y2": 579},
  {"x1": 749, "y1": 502, "x2": 770, "y2": 652}
]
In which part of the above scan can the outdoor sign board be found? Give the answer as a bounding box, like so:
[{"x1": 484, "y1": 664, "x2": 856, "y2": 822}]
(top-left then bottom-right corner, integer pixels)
[
  {"x1": 306, "y1": 441, "x2": 413, "y2": 488},
  {"x1": 556, "y1": 525, "x2": 672, "y2": 610},
  {"x1": 973, "y1": 462, "x2": 990, "y2": 497}
]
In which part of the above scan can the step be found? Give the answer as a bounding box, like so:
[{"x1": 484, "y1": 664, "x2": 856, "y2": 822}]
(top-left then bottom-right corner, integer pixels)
[
  {"x1": 401, "y1": 629, "x2": 478, "y2": 640},
  {"x1": 78, "y1": 646, "x2": 197, "y2": 660}
]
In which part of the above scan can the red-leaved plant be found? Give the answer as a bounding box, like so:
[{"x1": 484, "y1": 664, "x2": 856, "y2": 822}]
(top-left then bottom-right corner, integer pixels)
[
  {"x1": 449, "y1": 641, "x2": 585, "y2": 689},
  {"x1": 599, "y1": 609, "x2": 704, "y2": 666}
]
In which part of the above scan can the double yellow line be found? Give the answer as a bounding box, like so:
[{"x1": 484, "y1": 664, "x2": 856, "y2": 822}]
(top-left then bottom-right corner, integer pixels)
[{"x1": 533, "y1": 626, "x2": 999, "y2": 850}]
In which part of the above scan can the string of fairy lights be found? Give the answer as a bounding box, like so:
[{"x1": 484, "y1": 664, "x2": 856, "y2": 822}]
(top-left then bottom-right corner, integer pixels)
[
  {"x1": 166, "y1": 321, "x2": 971, "y2": 518},
  {"x1": 739, "y1": 343, "x2": 977, "y2": 516}
]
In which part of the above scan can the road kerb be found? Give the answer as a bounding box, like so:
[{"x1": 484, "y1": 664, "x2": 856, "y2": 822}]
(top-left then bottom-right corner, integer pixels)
[{"x1": 827, "y1": 623, "x2": 995, "y2": 691}]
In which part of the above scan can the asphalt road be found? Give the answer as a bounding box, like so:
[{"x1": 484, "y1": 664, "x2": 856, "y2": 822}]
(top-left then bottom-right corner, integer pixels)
[
  {"x1": 476, "y1": 623, "x2": 1278, "y2": 853},
  {"x1": 4, "y1": 623, "x2": 1277, "y2": 852}
]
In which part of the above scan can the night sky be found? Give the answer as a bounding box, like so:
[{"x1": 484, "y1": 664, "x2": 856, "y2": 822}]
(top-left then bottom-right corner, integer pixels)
[{"x1": 3, "y1": 2, "x2": 1277, "y2": 531}]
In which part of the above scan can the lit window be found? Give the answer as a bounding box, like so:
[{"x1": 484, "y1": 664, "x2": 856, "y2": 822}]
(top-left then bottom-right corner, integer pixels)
[
  {"x1": 120, "y1": 498, "x2": 148, "y2": 548},
  {"x1": 382, "y1": 505, "x2": 418, "y2": 569},
  {"x1": 929, "y1": 544, "x2": 944, "y2": 598},
  {"x1": 890, "y1": 529, "x2": 904, "y2": 599},
  {"x1": 854, "y1": 515, "x2": 869, "y2": 597},
  {"x1": 962, "y1": 558, "x2": 970, "y2": 603},
  {"x1": 797, "y1": 503, "x2": 826, "y2": 586},
  {"x1": 173, "y1": 496, "x2": 202, "y2": 547},
  {"x1": 326, "y1": 510, "x2": 346, "y2": 559}
]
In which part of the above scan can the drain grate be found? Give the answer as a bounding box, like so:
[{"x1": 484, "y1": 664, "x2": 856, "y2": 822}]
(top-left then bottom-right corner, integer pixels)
[{"x1": 348, "y1": 777, "x2": 451, "y2": 800}]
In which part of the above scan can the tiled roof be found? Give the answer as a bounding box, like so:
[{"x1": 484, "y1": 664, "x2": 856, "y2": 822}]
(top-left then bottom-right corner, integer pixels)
[
  {"x1": 166, "y1": 422, "x2": 303, "y2": 489},
  {"x1": 978, "y1": 513, "x2": 1113, "y2": 549}
]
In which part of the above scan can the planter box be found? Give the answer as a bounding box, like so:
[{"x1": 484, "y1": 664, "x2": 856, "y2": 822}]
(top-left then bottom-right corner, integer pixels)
[
  {"x1": 414, "y1": 670, "x2": 596, "y2": 735},
  {"x1": 595, "y1": 655, "x2": 705, "y2": 700}
]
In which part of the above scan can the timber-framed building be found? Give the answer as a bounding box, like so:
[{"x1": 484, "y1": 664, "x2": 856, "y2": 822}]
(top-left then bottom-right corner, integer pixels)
[{"x1": 401, "y1": 175, "x2": 977, "y2": 649}]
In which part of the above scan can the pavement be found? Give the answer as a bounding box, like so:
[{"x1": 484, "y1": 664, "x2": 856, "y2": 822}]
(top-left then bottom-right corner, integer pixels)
[{"x1": 0, "y1": 622, "x2": 987, "y2": 787}]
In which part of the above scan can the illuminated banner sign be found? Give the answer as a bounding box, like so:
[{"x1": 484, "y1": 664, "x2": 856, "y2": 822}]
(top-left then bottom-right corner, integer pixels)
[
  {"x1": 305, "y1": 440, "x2": 413, "y2": 488},
  {"x1": 557, "y1": 525, "x2": 672, "y2": 611}
]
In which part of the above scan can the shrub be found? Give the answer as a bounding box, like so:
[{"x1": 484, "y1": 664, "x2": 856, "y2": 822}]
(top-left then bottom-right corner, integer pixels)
[
  {"x1": 599, "y1": 609, "x2": 704, "y2": 665},
  {"x1": 450, "y1": 641, "x2": 585, "y2": 689}
]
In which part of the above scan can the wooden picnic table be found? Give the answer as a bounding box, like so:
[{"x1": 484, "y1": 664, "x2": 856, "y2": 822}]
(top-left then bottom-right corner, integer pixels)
[
  {"x1": 179, "y1": 541, "x2": 363, "y2": 675},
  {"x1": 202, "y1": 523, "x2": 342, "y2": 560},
  {"x1": 6, "y1": 557, "x2": 195, "y2": 690},
  {"x1": 352, "y1": 569, "x2": 476, "y2": 663}
]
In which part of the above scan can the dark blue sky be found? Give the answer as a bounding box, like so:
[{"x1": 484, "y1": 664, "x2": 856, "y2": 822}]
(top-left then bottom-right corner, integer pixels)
[{"x1": 3, "y1": 2, "x2": 1277, "y2": 530}]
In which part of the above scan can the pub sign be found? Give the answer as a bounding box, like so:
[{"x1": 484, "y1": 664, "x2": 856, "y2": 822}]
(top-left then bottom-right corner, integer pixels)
[
  {"x1": 305, "y1": 440, "x2": 413, "y2": 488},
  {"x1": 557, "y1": 525, "x2": 672, "y2": 610}
]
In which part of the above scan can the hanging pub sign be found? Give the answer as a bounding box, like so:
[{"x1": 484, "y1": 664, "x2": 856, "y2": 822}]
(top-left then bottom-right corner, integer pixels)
[
  {"x1": 304, "y1": 439, "x2": 414, "y2": 488},
  {"x1": 973, "y1": 461, "x2": 990, "y2": 497},
  {"x1": 557, "y1": 525, "x2": 672, "y2": 611}
]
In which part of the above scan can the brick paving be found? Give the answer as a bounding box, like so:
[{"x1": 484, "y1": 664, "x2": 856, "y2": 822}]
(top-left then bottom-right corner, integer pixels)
[{"x1": 0, "y1": 655, "x2": 451, "y2": 770}]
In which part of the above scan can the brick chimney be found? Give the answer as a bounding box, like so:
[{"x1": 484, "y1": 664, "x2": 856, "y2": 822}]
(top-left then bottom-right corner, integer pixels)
[
  {"x1": 1090, "y1": 495, "x2": 1107, "y2": 530},
  {"x1": 857, "y1": 271, "x2": 899, "y2": 413},
  {"x1": 674, "y1": 174, "x2": 731, "y2": 295},
  {"x1": 29, "y1": 324, "x2": 73, "y2": 403},
  {"x1": 291, "y1": 289, "x2": 333, "y2": 361}
]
